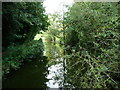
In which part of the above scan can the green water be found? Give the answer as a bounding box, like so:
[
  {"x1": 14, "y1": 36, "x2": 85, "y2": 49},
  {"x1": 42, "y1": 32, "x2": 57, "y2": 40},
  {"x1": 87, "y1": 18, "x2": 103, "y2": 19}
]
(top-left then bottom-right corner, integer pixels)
[
  {"x1": 3, "y1": 59, "x2": 49, "y2": 88},
  {"x1": 2, "y1": 38, "x2": 64, "y2": 88}
]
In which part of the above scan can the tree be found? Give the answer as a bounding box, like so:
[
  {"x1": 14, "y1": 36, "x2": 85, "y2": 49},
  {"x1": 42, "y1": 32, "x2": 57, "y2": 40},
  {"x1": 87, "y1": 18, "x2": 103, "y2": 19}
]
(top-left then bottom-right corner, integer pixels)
[
  {"x1": 2, "y1": 2, "x2": 49, "y2": 77},
  {"x1": 63, "y1": 2, "x2": 119, "y2": 88},
  {"x1": 2, "y1": 2, "x2": 49, "y2": 50}
]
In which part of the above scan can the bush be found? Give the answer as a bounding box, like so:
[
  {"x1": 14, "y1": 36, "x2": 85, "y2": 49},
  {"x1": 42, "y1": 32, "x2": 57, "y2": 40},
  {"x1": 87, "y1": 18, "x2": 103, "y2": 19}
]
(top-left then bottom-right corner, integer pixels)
[
  {"x1": 63, "y1": 2, "x2": 120, "y2": 88},
  {"x1": 2, "y1": 39, "x2": 44, "y2": 76}
]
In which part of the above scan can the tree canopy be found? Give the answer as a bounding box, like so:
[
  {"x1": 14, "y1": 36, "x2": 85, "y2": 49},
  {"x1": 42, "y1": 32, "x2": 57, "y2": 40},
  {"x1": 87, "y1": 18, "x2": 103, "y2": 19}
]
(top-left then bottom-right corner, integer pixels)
[
  {"x1": 2, "y1": 2, "x2": 49, "y2": 77},
  {"x1": 2, "y1": 2, "x2": 49, "y2": 50}
]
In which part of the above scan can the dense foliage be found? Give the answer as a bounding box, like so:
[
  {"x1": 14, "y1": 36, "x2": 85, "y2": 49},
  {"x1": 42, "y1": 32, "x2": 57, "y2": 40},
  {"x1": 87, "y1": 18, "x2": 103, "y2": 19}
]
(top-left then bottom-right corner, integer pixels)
[
  {"x1": 2, "y1": 2, "x2": 49, "y2": 50},
  {"x1": 63, "y1": 2, "x2": 120, "y2": 88},
  {"x1": 2, "y1": 39, "x2": 44, "y2": 76},
  {"x1": 2, "y1": 2, "x2": 49, "y2": 76},
  {"x1": 2, "y1": 2, "x2": 120, "y2": 89},
  {"x1": 43, "y1": 14, "x2": 63, "y2": 60}
]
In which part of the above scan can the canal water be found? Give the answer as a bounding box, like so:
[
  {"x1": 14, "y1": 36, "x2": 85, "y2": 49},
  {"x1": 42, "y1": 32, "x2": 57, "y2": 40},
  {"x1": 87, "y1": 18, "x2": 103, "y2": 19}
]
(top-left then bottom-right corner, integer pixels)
[
  {"x1": 2, "y1": 59, "x2": 49, "y2": 88},
  {"x1": 3, "y1": 58, "x2": 64, "y2": 88},
  {"x1": 3, "y1": 41, "x2": 64, "y2": 88},
  {"x1": 46, "y1": 58, "x2": 64, "y2": 88}
]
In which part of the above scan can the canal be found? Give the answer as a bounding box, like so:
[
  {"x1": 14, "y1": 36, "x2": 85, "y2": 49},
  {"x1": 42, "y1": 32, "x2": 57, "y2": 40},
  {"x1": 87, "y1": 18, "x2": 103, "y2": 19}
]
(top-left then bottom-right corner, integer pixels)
[{"x1": 2, "y1": 39, "x2": 64, "y2": 88}]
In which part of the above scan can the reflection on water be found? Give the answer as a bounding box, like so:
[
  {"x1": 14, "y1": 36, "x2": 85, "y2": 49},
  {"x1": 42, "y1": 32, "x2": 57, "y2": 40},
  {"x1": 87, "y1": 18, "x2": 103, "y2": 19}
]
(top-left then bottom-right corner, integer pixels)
[
  {"x1": 46, "y1": 58, "x2": 63, "y2": 88},
  {"x1": 43, "y1": 36, "x2": 64, "y2": 88},
  {"x1": 3, "y1": 58, "x2": 49, "y2": 88},
  {"x1": 3, "y1": 37, "x2": 64, "y2": 88}
]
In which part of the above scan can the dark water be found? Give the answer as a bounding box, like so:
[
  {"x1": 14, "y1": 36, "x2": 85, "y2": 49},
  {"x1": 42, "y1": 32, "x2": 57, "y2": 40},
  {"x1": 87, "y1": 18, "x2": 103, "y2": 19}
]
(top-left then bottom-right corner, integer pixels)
[
  {"x1": 2, "y1": 42, "x2": 64, "y2": 88},
  {"x1": 2, "y1": 59, "x2": 49, "y2": 88}
]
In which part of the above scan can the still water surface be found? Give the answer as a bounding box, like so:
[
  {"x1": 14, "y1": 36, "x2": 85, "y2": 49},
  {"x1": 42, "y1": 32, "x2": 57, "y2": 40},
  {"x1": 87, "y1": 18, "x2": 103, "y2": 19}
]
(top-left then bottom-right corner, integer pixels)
[
  {"x1": 3, "y1": 58, "x2": 63, "y2": 88},
  {"x1": 3, "y1": 38, "x2": 64, "y2": 88}
]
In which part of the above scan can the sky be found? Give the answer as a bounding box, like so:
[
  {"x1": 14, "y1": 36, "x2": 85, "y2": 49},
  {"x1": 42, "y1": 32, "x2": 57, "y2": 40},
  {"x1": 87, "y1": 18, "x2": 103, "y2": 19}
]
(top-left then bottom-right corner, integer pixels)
[{"x1": 43, "y1": 0, "x2": 74, "y2": 14}]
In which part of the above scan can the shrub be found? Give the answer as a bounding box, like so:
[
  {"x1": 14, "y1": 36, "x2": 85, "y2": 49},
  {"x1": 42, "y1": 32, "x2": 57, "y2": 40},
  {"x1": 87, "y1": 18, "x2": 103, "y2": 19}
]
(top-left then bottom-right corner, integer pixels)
[{"x1": 2, "y1": 39, "x2": 44, "y2": 76}]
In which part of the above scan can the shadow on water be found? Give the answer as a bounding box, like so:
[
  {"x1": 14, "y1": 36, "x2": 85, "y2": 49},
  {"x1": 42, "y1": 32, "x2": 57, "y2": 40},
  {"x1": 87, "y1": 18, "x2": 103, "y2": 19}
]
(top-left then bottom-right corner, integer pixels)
[
  {"x1": 2, "y1": 57, "x2": 49, "y2": 88},
  {"x1": 2, "y1": 39, "x2": 65, "y2": 88}
]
